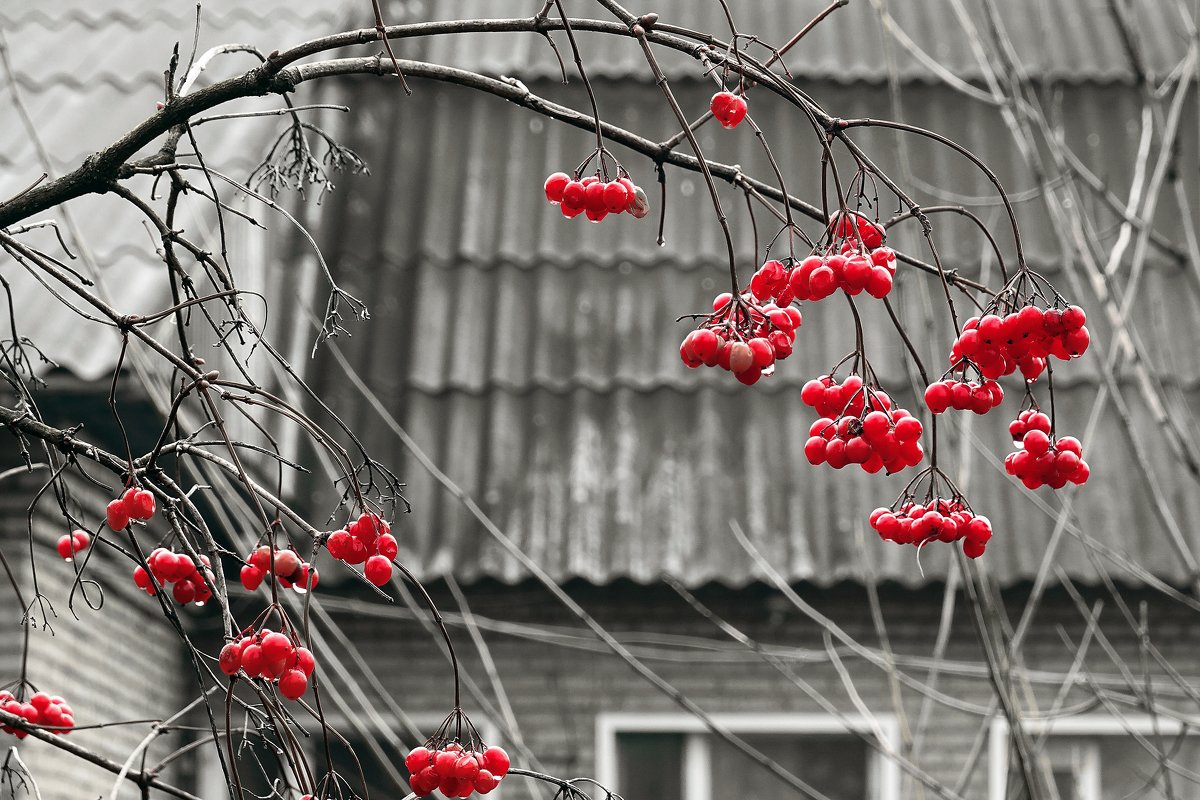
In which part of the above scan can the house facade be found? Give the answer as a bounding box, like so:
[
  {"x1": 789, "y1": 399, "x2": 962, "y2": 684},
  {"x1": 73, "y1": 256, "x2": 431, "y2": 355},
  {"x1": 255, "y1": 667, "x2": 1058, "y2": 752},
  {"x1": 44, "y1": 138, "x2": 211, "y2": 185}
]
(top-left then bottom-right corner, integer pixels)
[{"x1": 1, "y1": 2, "x2": 1199, "y2": 799}]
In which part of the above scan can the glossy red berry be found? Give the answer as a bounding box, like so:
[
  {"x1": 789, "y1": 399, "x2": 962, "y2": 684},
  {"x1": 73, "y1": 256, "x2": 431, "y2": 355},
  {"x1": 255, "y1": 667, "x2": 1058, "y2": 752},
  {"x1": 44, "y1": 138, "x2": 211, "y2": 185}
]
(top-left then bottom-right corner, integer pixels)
[
  {"x1": 218, "y1": 643, "x2": 242, "y2": 675},
  {"x1": 364, "y1": 554, "x2": 393, "y2": 586},
  {"x1": 543, "y1": 172, "x2": 569, "y2": 204},
  {"x1": 278, "y1": 669, "x2": 308, "y2": 701},
  {"x1": 481, "y1": 746, "x2": 510, "y2": 777},
  {"x1": 709, "y1": 91, "x2": 748, "y2": 128}
]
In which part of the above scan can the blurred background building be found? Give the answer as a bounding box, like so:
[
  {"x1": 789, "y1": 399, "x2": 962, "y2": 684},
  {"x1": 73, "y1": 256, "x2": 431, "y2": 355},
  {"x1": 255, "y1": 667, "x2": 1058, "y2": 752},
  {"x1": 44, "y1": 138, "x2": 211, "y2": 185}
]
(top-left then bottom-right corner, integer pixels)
[{"x1": 1, "y1": 1, "x2": 1198, "y2": 799}]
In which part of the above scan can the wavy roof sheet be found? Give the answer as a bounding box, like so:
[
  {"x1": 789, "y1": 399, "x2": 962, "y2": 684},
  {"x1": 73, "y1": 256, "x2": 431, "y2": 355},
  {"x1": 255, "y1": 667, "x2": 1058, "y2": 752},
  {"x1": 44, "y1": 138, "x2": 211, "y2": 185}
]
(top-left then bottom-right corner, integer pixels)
[{"x1": 305, "y1": 76, "x2": 1200, "y2": 587}]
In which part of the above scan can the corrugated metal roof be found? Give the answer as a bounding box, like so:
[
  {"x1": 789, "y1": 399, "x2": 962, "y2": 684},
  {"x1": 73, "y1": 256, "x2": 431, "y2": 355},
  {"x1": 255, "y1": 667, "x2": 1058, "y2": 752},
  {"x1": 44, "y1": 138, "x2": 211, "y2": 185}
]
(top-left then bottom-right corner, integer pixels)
[
  {"x1": 306, "y1": 77, "x2": 1200, "y2": 587},
  {"x1": 325, "y1": 79, "x2": 1197, "y2": 276},
  {"x1": 416, "y1": 0, "x2": 1192, "y2": 84},
  {"x1": 0, "y1": 0, "x2": 356, "y2": 380}
]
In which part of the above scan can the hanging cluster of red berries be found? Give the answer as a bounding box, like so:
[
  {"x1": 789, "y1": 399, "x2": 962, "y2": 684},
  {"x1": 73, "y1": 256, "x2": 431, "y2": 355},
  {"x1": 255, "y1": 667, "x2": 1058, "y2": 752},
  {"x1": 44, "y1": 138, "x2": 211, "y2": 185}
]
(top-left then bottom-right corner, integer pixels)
[
  {"x1": 789, "y1": 243, "x2": 896, "y2": 301},
  {"x1": 406, "y1": 742, "x2": 510, "y2": 797},
  {"x1": 801, "y1": 375, "x2": 924, "y2": 473},
  {"x1": 326, "y1": 513, "x2": 398, "y2": 586},
  {"x1": 240, "y1": 546, "x2": 319, "y2": 595},
  {"x1": 1004, "y1": 411, "x2": 1089, "y2": 489},
  {"x1": 948, "y1": 304, "x2": 1090, "y2": 383},
  {"x1": 870, "y1": 498, "x2": 993, "y2": 558},
  {"x1": 924, "y1": 378, "x2": 1004, "y2": 415},
  {"x1": 709, "y1": 90, "x2": 748, "y2": 128},
  {"x1": 544, "y1": 172, "x2": 649, "y2": 222},
  {"x1": 218, "y1": 629, "x2": 315, "y2": 700},
  {"x1": 0, "y1": 691, "x2": 74, "y2": 739},
  {"x1": 133, "y1": 548, "x2": 215, "y2": 606},
  {"x1": 106, "y1": 486, "x2": 156, "y2": 531},
  {"x1": 679, "y1": 292, "x2": 801, "y2": 385},
  {"x1": 55, "y1": 529, "x2": 91, "y2": 561}
]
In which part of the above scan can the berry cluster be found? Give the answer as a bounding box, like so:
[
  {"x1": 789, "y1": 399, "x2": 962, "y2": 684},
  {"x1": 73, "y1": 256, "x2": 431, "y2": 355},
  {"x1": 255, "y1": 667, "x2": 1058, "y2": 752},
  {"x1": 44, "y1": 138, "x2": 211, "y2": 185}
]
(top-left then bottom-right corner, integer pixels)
[
  {"x1": 788, "y1": 245, "x2": 897, "y2": 301},
  {"x1": 544, "y1": 172, "x2": 649, "y2": 222},
  {"x1": 406, "y1": 743, "x2": 510, "y2": 797},
  {"x1": 948, "y1": 305, "x2": 1090, "y2": 383},
  {"x1": 326, "y1": 513, "x2": 398, "y2": 586},
  {"x1": 870, "y1": 499, "x2": 993, "y2": 558},
  {"x1": 55, "y1": 529, "x2": 91, "y2": 561},
  {"x1": 709, "y1": 91, "x2": 748, "y2": 128},
  {"x1": 679, "y1": 292, "x2": 802, "y2": 385},
  {"x1": 924, "y1": 378, "x2": 1004, "y2": 415},
  {"x1": 218, "y1": 629, "x2": 315, "y2": 700},
  {"x1": 133, "y1": 548, "x2": 215, "y2": 606},
  {"x1": 801, "y1": 376, "x2": 924, "y2": 473},
  {"x1": 106, "y1": 487, "x2": 156, "y2": 531},
  {"x1": 0, "y1": 691, "x2": 74, "y2": 739},
  {"x1": 239, "y1": 546, "x2": 319, "y2": 595},
  {"x1": 1004, "y1": 412, "x2": 1089, "y2": 489}
]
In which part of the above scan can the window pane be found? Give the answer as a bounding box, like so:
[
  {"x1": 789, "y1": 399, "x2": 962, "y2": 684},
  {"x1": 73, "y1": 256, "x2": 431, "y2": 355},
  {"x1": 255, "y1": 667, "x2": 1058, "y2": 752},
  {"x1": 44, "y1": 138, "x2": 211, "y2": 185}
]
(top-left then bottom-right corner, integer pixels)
[
  {"x1": 616, "y1": 733, "x2": 684, "y2": 800},
  {"x1": 710, "y1": 733, "x2": 869, "y2": 800}
]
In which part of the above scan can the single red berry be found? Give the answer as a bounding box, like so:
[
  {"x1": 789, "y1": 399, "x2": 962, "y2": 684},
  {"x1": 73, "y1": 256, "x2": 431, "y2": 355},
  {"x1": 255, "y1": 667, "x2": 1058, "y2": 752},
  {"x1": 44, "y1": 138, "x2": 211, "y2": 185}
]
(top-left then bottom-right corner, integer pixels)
[
  {"x1": 602, "y1": 181, "x2": 629, "y2": 213},
  {"x1": 240, "y1": 644, "x2": 264, "y2": 675},
  {"x1": 543, "y1": 172, "x2": 569, "y2": 204},
  {"x1": 481, "y1": 746, "x2": 510, "y2": 777},
  {"x1": 278, "y1": 669, "x2": 308, "y2": 701},
  {"x1": 709, "y1": 91, "x2": 748, "y2": 128},
  {"x1": 218, "y1": 643, "x2": 243, "y2": 675},
  {"x1": 106, "y1": 499, "x2": 130, "y2": 532},
  {"x1": 583, "y1": 181, "x2": 607, "y2": 214},
  {"x1": 435, "y1": 749, "x2": 461, "y2": 775},
  {"x1": 273, "y1": 549, "x2": 302, "y2": 579},
  {"x1": 240, "y1": 565, "x2": 265, "y2": 592},
  {"x1": 260, "y1": 632, "x2": 292, "y2": 663},
  {"x1": 364, "y1": 554, "x2": 393, "y2": 586},
  {"x1": 130, "y1": 489, "x2": 156, "y2": 520},
  {"x1": 56, "y1": 535, "x2": 76, "y2": 560},
  {"x1": 561, "y1": 180, "x2": 586, "y2": 208},
  {"x1": 172, "y1": 580, "x2": 196, "y2": 605}
]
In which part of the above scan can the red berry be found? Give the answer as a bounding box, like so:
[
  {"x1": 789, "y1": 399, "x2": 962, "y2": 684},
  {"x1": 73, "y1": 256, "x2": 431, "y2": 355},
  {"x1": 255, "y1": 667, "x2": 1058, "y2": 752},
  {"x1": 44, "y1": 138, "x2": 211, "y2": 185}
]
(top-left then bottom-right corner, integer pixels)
[
  {"x1": 543, "y1": 172, "x2": 569, "y2": 204},
  {"x1": 106, "y1": 499, "x2": 129, "y2": 532},
  {"x1": 129, "y1": 489, "x2": 156, "y2": 520},
  {"x1": 561, "y1": 180, "x2": 586, "y2": 208},
  {"x1": 602, "y1": 181, "x2": 629, "y2": 213},
  {"x1": 924, "y1": 383, "x2": 952, "y2": 414},
  {"x1": 709, "y1": 91, "x2": 748, "y2": 128},
  {"x1": 481, "y1": 746, "x2": 510, "y2": 777},
  {"x1": 56, "y1": 535, "x2": 76, "y2": 560},
  {"x1": 261, "y1": 632, "x2": 292, "y2": 663},
  {"x1": 172, "y1": 580, "x2": 196, "y2": 605},
  {"x1": 364, "y1": 555, "x2": 393, "y2": 586},
  {"x1": 218, "y1": 643, "x2": 243, "y2": 675},
  {"x1": 240, "y1": 565, "x2": 265, "y2": 592},
  {"x1": 278, "y1": 669, "x2": 308, "y2": 700},
  {"x1": 689, "y1": 329, "x2": 719, "y2": 363},
  {"x1": 273, "y1": 549, "x2": 302, "y2": 579},
  {"x1": 240, "y1": 644, "x2": 264, "y2": 676}
]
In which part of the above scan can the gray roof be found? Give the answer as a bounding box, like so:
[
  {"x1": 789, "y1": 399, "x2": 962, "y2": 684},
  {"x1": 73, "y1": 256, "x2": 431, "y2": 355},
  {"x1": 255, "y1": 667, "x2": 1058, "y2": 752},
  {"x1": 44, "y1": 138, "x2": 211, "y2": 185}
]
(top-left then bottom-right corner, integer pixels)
[{"x1": 4, "y1": 1, "x2": 1199, "y2": 586}]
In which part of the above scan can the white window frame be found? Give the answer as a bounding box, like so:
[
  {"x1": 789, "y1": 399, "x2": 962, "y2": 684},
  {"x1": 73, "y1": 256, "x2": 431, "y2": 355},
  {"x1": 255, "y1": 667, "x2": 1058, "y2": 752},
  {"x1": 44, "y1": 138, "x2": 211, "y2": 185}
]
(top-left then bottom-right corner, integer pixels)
[
  {"x1": 988, "y1": 714, "x2": 1200, "y2": 800},
  {"x1": 596, "y1": 712, "x2": 902, "y2": 800}
]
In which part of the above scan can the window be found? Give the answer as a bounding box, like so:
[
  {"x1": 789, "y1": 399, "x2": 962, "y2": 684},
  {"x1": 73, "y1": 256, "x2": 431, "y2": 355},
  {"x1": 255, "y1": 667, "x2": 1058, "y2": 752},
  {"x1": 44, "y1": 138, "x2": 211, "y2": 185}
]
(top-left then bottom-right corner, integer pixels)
[
  {"x1": 596, "y1": 713, "x2": 901, "y2": 800},
  {"x1": 989, "y1": 716, "x2": 1200, "y2": 800}
]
